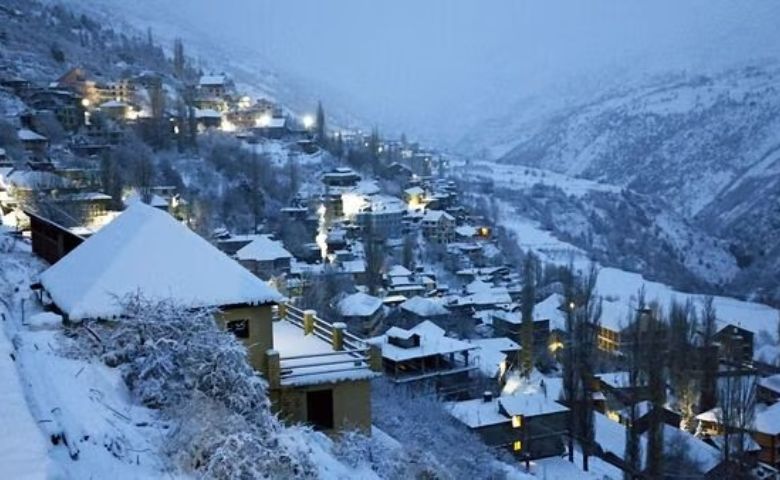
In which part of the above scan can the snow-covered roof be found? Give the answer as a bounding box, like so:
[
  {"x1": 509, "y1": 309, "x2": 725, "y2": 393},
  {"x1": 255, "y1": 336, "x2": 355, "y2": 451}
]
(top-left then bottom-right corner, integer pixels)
[
  {"x1": 123, "y1": 189, "x2": 168, "y2": 208},
  {"x1": 40, "y1": 203, "x2": 283, "y2": 320},
  {"x1": 422, "y1": 210, "x2": 454, "y2": 223},
  {"x1": 199, "y1": 74, "x2": 227, "y2": 86},
  {"x1": 370, "y1": 320, "x2": 477, "y2": 362},
  {"x1": 386, "y1": 265, "x2": 412, "y2": 277},
  {"x1": 455, "y1": 225, "x2": 477, "y2": 238},
  {"x1": 195, "y1": 108, "x2": 221, "y2": 119},
  {"x1": 534, "y1": 293, "x2": 566, "y2": 330},
  {"x1": 338, "y1": 292, "x2": 382, "y2": 317},
  {"x1": 449, "y1": 386, "x2": 568, "y2": 429},
  {"x1": 448, "y1": 397, "x2": 510, "y2": 428},
  {"x1": 365, "y1": 194, "x2": 405, "y2": 214},
  {"x1": 758, "y1": 373, "x2": 780, "y2": 394},
  {"x1": 499, "y1": 391, "x2": 568, "y2": 417},
  {"x1": 63, "y1": 192, "x2": 112, "y2": 201},
  {"x1": 272, "y1": 319, "x2": 377, "y2": 387},
  {"x1": 755, "y1": 401, "x2": 780, "y2": 435},
  {"x1": 17, "y1": 128, "x2": 47, "y2": 142},
  {"x1": 597, "y1": 371, "x2": 635, "y2": 389},
  {"x1": 404, "y1": 186, "x2": 424, "y2": 196},
  {"x1": 469, "y1": 337, "x2": 519, "y2": 377},
  {"x1": 99, "y1": 100, "x2": 127, "y2": 108},
  {"x1": 400, "y1": 296, "x2": 448, "y2": 317},
  {"x1": 339, "y1": 259, "x2": 366, "y2": 274},
  {"x1": 267, "y1": 117, "x2": 286, "y2": 128},
  {"x1": 6, "y1": 171, "x2": 68, "y2": 190},
  {"x1": 235, "y1": 235, "x2": 292, "y2": 262}
]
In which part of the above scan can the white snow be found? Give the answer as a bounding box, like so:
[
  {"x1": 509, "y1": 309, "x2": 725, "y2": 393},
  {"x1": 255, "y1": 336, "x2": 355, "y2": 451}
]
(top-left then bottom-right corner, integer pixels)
[
  {"x1": 370, "y1": 320, "x2": 478, "y2": 362},
  {"x1": 40, "y1": 203, "x2": 283, "y2": 320},
  {"x1": 235, "y1": 234, "x2": 292, "y2": 262},
  {"x1": 0, "y1": 313, "x2": 56, "y2": 479},
  {"x1": 338, "y1": 292, "x2": 382, "y2": 317},
  {"x1": 17, "y1": 128, "x2": 47, "y2": 142},
  {"x1": 399, "y1": 295, "x2": 448, "y2": 317},
  {"x1": 272, "y1": 319, "x2": 377, "y2": 387}
]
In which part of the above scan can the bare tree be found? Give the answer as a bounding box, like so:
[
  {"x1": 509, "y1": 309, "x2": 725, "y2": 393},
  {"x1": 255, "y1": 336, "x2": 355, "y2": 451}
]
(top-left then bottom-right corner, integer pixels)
[
  {"x1": 667, "y1": 299, "x2": 699, "y2": 431},
  {"x1": 717, "y1": 370, "x2": 757, "y2": 476},
  {"x1": 561, "y1": 262, "x2": 601, "y2": 470}
]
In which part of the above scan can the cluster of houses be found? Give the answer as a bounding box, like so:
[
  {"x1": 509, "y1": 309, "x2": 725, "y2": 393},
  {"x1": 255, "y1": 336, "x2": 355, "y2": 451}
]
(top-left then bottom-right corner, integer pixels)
[{"x1": 5, "y1": 63, "x2": 780, "y2": 478}]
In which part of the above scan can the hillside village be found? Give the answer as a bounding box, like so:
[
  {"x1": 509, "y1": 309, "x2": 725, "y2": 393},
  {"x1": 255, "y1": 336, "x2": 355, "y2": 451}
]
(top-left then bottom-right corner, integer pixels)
[{"x1": 1, "y1": 2, "x2": 780, "y2": 479}]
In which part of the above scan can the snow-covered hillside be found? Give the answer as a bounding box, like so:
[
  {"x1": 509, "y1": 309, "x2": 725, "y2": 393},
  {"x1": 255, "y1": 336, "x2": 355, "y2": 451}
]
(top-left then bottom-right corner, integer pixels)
[
  {"x1": 460, "y1": 161, "x2": 739, "y2": 291},
  {"x1": 483, "y1": 67, "x2": 780, "y2": 304}
]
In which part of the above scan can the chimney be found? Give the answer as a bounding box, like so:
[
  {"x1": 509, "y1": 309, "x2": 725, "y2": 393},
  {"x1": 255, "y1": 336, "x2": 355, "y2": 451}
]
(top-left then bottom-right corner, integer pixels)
[{"x1": 483, "y1": 391, "x2": 493, "y2": 403}]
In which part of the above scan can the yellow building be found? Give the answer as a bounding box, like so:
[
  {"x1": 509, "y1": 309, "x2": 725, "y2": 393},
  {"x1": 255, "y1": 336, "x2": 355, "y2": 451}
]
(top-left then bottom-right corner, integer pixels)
[{"x1": 38, "y1": 203, "x2": 378, "y2": 432}]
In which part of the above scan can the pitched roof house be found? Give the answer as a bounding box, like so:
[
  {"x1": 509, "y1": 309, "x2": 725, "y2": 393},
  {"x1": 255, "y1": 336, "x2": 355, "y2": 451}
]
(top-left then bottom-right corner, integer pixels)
[{"x1": 38, "y1": 204, "x2": 379, "y2": 433}]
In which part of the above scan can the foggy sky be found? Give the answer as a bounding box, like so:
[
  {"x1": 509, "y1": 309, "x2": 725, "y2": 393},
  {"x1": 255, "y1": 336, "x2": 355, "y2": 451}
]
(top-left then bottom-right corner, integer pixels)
[{"x1": 81, "y1": 0, "x2": 780, "y2": 144}]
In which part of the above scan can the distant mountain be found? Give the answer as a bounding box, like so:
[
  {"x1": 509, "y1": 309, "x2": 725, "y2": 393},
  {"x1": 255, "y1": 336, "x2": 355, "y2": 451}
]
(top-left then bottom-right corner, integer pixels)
[{"x1": 492, "y1": 66, "x2": 780, "y2": 303}]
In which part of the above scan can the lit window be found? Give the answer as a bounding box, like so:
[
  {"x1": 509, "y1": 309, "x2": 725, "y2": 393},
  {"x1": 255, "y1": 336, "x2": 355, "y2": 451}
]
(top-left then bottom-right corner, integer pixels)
[
  {"x1": 513, "y1": 440, "x2": 522, "y2": 452},
  {"x1": 512, "y1": 416, "x2": 523, "y2": 428}
]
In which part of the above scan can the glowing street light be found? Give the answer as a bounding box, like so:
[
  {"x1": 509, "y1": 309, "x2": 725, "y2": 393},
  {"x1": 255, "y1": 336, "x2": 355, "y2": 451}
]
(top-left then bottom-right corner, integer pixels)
[{"x1": 302, "y1": 114, "x2": 315, "y2": 129}]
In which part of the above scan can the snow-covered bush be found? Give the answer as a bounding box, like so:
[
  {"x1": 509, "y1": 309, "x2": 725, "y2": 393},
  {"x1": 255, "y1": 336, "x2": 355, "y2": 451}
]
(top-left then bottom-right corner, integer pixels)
[
  {"x1": 167, "y1": 394, "x2": 316, "y2": 480},
  {"x1": 370, "y1": 379, "x2": 510, "y2": 479},
  {"x1": 79, "y1": 296, "x2": 317, "y2": 479}
]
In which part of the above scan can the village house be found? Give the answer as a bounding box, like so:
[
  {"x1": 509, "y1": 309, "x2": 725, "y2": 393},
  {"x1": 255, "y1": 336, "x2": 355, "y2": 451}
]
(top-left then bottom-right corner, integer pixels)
[
  {"x1": 23, "y1": 87, "x2": 85, "y2": 131},
  {"x1": 254, "y1": 116, "x2": 289, "y2": 139},
  {"x1": 355, "y1": 194, "x2": 405, "y2": 240},
  {"x1": 758, "y1": 374, "x2": 780, "y2": 404},
  {"x1": 490, "y1": 309, "x2": 551, "y2": 352},
  {"x1": 467, "y1": 337, "x2": 521, "y2": 380},
  {"x1": 98, "y1": 99, "x2": 131, "y2": 122},
  {"x1": 35, "y1": 204, "x2": 380, "y2": 433},
  {"x1": 403, "y1": 186, "x2": 425, "y2": 208},
  {"x1": 234, "y1": 234, "x2": 293, "y2": 280},
  {"x1": 714, "y1": 323, "x2": 754, "y2": 365},
  {"x1": 17, "y1": 128, "x2": 48, "y2": 155},
  {"x1": 198, "y1": 74, "x2": 234, "y2": 99},
  {"x1": 421, "y1": 209, "x2": 455, "y2": 244},
  {"x1": 195, "y1": 108, "x2": 222, "y2": 130},
  {"x1": 592, "y1": 412, "x2": 724, "y2": 479},
  {"x1": 322, "y1": 167, "x2": 361, "y2": 188},
  {"x1": 448, "y1": 380, "x2": 569, "y2": 460},
  {"x1": 384, "y1": 265, "x2": 435, "y2": 298},
  {"x1": 337, "y1": 292, "x2": 384, "y2": 336},
  {"x1": 596, "y1": 371, "x2": 652, "y2": 416},
  {"x1": 369, "y1": 320, "x2": 479, "y2": 389},
  {"x1": 615, "y1": 400, "x2": 681, "y2": 433},
  {"x1": 754, "y1": 401, "x2": 780, "y2": 468},
  {"x1": 398, "y1": 295, "x2": 450, "y2": 329}
]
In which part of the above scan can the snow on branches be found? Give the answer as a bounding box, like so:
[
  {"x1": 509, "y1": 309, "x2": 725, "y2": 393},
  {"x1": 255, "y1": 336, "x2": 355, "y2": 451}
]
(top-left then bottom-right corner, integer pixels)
[{"x1": 76, "y1": 296, "x2": 317, "y2": 479}]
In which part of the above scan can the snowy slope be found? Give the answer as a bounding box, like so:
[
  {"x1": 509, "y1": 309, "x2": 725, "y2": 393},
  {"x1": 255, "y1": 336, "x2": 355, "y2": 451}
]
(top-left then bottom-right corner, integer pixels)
[
  {"x1": 474, "y1": 189, "x2": 780, "y2": 358},
  {"x1": 460, "y1": 160, "x2": 739, "y2": 291},
  {"x1": 487, "y1": 66, "x2": 780, "y2": 303}
]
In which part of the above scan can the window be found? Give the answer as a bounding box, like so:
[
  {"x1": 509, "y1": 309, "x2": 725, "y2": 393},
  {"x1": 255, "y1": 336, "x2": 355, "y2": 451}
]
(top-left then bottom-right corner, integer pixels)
[
  {"x1": 512, "y1": 415, "x2": 523, "y2": 428},
  {"x1": 226, "y1": 319, "x2": 249, "y2": 339},
  {"x1": 513, "y1": 440, "x2": 522, "y2": 452}
]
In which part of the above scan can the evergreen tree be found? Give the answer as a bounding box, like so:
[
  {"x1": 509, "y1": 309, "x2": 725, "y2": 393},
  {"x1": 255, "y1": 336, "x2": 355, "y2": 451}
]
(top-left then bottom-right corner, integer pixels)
[
  {"x1": 699, "y1": 296, "x2": 719, "y2": 412},
  {"x1": 173, "y1": 38, "x2": 185, "y2": 78},
  {"x1": 520, "y1": 252, "x2": 536, "y2": 378},
  {"x1": 315, "y1": 101, "x2": 326, "y2": 147}
]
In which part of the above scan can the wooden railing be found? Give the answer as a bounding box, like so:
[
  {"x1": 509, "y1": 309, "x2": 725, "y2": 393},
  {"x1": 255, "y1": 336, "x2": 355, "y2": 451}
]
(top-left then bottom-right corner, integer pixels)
[{"x1": 268, "y1": 304, "x2": 381, "y2": 385}]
